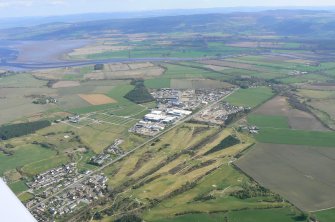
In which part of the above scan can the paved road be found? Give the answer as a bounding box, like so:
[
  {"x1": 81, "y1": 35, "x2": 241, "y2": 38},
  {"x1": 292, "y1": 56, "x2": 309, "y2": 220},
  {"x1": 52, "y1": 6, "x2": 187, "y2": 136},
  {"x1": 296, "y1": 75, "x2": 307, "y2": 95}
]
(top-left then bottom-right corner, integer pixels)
[{"x1": 30, "y1": 89, "x2": 238, "y2": 210}]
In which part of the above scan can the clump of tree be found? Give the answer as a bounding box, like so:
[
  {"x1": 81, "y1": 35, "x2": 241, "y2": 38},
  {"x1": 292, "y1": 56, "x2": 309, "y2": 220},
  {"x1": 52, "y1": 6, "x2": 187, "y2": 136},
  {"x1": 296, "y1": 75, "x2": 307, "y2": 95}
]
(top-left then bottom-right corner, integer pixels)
[
  {"x1": 124, "y1": 79, "x2": 154, "y2": 104},
  {"x1": 0, "y1": 120, "x2": 51, "y2": 140},
  {"x1": 225, "y1": 109, "x2": 251, "y2": 125},
  {"x1": 230, "y1": 182, "x2": 282, "y2": 201},
  {"x1": 204, "y1": 135, "x2": 240, "y2": 155},
  {"x1": 286, "y1": 93, "x2": 310, "y2": 113},
  {"x1": 115, "y1": 214, "x2": 142, "y2": 222},
  {"x1": 94, "y1": 64, "x2": 104, "y2": 70},
  {"x1": 193, "y1": 193, "x2": 216, "y2": 202}
]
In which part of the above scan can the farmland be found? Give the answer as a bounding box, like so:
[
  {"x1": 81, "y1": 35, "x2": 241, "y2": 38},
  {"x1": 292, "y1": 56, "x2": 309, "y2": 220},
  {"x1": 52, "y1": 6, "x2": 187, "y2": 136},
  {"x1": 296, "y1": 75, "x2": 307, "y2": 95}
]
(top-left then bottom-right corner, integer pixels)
[
  {"x1": 316, "y1": 209, "x2": 335, "y2": 222},
  {"x1": 3, "y1": 10, "x2": 335, "y2": 221},
  {"x1": 224, "y1": 87, "x2": 274, "y2": 108},
  {"x1": 254, "y1": 128, "x2": 335, "y2": 146},
  {"x1": 252, "y1": 96, "x2": 328, "y2": 131},
  {"x1": 248, "y1": 114, "x2": 290, "y2": 129},
  {"x1": 235, "y1": 143, "x2": 335, "y2": 212},
  {"x1": 154, "y1": 208, "x2": 307, "y2": 222},
  {"x1": 78, "y1": 94, "x2": 117, "y2": 105}
]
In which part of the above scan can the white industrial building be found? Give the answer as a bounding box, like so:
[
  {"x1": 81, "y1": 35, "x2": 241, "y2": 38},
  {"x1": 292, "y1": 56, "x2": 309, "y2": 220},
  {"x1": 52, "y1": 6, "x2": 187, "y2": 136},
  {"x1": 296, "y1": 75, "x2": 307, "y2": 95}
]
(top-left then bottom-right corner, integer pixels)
[{"x1": 167, "y1": 109, "x2": 192, "y2": 116}]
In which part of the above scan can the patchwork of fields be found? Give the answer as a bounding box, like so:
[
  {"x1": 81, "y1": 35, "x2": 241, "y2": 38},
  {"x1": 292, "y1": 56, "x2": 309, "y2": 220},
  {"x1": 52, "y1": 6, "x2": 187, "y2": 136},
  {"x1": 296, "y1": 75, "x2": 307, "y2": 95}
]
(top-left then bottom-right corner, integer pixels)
[
  {"x1": 224, "y1": 86, "x2": 274, "y2": 108},
  {"x1": 238, "y1": 94, "x2": 335, "y2": 218},
  {"x1": 2, "y1": 35, "x2": 335, "y2": 221}
]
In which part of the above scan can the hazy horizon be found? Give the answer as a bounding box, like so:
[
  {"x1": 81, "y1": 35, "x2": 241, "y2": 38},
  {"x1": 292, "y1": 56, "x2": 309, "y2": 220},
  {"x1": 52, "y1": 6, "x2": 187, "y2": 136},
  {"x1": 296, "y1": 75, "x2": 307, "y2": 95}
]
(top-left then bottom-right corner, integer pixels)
[{"x1": 1, "y1": 0, "x2": 335, "y2": 18}]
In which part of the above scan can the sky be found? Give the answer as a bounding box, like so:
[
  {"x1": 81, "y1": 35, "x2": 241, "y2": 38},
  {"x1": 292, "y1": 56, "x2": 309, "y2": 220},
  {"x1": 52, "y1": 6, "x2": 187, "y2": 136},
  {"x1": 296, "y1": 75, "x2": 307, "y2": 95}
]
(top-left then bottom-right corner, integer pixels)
[{"x1": 1, "y1": 0, "x2": 335, "y2": 18}]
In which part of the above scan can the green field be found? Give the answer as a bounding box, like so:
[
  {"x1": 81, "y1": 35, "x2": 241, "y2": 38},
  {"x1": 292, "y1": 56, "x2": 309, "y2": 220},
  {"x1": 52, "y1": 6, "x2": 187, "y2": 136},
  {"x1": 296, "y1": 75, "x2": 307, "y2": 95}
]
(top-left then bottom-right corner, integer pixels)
[
  {"x1": 279, "y1": 74, "x2": 332, "y2": 84},
  {"x1": 255, "y1": 128, "x2": 335, "y2": 147},
  {"x1": 248, "y1": 114, "x2": 290, "y2": 129},
  {"x1": 0, "y1": 144, "x2": 58, "y2": 175},
  {"x1": 225, "y1": 87, "x2": 274, "y2": 108},
  {"x1": 161, "y1": 63, "x2": 223, "y2": 79},
  {"x1": 21, "y1": 154, "x2": 70, "y2": 176},
  {"x1": 144, "y1": 78, "x2": 171, "y2": 88},
  {"x1": 316, "y1": 208, "x2": 335, "y2": 222},
  {"x1": 153, "y1": 208, "x2": 306, "y2": 222},
  {"x1": 9, "y1": 180, "x2": 29, "y2": 194}
]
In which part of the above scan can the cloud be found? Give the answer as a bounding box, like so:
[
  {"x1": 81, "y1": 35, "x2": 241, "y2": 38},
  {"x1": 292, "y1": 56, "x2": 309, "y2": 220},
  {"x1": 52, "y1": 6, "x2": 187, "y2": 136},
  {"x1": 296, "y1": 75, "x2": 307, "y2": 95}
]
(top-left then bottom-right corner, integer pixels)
[{"x1": 0, "y1": 0, "x2": 68, "y2": 8}]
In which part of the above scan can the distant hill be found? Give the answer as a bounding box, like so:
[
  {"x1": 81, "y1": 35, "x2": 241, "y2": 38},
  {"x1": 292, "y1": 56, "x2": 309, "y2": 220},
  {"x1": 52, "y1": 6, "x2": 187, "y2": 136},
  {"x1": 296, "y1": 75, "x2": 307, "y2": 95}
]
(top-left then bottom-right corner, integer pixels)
[{"x1": 1, "y1": 9, "x2": 335, "y2": 40}]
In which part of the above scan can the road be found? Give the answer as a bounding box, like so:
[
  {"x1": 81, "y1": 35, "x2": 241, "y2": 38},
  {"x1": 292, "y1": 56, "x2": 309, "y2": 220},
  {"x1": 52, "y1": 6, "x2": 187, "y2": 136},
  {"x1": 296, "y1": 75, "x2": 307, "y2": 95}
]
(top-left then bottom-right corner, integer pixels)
[{"x1": 30, "y1": 88, "x2": 238, "y2": 210}]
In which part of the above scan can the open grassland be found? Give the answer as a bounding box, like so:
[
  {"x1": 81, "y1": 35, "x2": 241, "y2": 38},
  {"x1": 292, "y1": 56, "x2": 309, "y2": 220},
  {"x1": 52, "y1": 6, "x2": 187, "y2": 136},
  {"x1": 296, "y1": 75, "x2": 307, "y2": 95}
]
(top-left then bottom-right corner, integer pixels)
[
  {"x1": 0, "y1": 73, "x2": 47, "y2": 88},
  {"x1": 0, "y1": 144, "x2": 58, "y2": 175},
  {"x1": 236, "y1": 143, "x2": 335, "y2": 212},
  {"x1": 0, "y1": 78, "x2": 56, "y2": 124},
  {"x1": 153, "y1": 208, "x2": 306, "y2": 222},
  {"x1": 248, "y1": 114, "x2": 289, "y2": 129},
  {"x1": 21, "y1": 154, "x2": 70, "y2": 176},
  {"x1": 224, "y1": 87, "x2": 274, "y2": 108},
  {"x1": 8, "y1": 180, "x2": 29, "y2": 194},
  {"x1": 33, "y1": 66, "x2": 93, "y2": 81}
]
